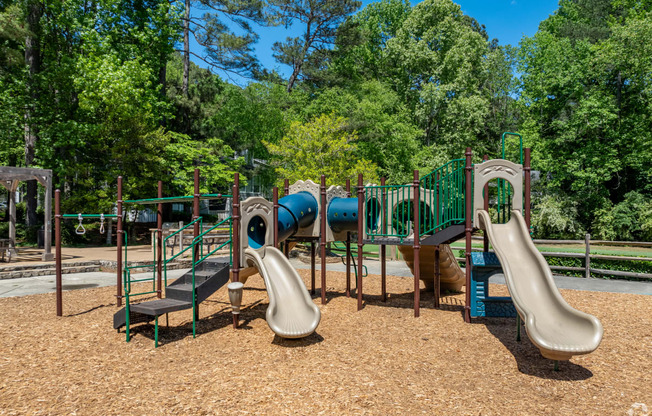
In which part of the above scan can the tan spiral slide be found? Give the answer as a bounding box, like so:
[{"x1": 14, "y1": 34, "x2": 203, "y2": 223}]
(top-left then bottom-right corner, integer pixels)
[
  {"x1": 478, "y1": 209, "x2": 603, "y2": 360},
  {"x1": 398, "y1": 243, "x2": 465, "y2": 292}
]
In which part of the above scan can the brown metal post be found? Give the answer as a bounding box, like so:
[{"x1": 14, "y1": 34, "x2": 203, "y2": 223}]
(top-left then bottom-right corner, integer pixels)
[
  {"x1": 193, "y1": 168, "x2": 200, "y2": 262},
  {"x1": 55, "y1": 189, "x2": 62, "y2": 316},
  {"x1": 193, "y1": 169, "x2": 200, "y2": 321},
  {"x1": 464, "y1": 148, "x2": 473, "y2": 323},
  {"x1": 412, "y1": 170, "x2": 421, "y2": 318},
  {"x1": 483, "y1": 154, "x2": 489, "y2": 252},
  {"x1": 310, "y1": 241, "x2": 315, "y2": 295},
  {"x1": 357, "y1": 174, "x2": 364, "y2": 311},
  {"x1": 524, "y1": 148, "x2": 531, "y2": 230},
  {"x1": 283, "y1": 179, "x2": 290, "y2": 258},
  {"x1": 434, "y1": 171, "x2": 440, "y2": 309},
  {"x1": 380, "y1": 177, "x2": 387, "y2": 302},
  {"x1": 232, "y1": 173, "x2": 240, "y2": 328},
  {"x1": 157, "y1": 181, "x2": 163, "y2": 298},
  {"x1": 116, "y1": 176, "x2": 123, "y2": 307},
  {"x1": 345, "y1": 179, "x2": 351, "y2": 297},
  {"x1": 273, "y1": 187, "x2": 279, "y2": 248},
  {"x1": 320, "y1": 175, "x2": 327, "y2": 304}
]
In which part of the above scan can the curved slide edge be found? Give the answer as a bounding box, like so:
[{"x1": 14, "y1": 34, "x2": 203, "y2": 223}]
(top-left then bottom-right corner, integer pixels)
[
  {"x1": 478, "y1": 210, "x2": 603, "y2": 361},
  {"x1": 244, "y1": 246, "x2": 321, "y2": 338},
  {"x1": 398, "y1": 244, "x2": 465, "y2": 292}
]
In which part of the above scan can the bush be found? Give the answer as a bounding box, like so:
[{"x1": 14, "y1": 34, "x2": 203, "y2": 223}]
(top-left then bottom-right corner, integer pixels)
[
  {"x1": 591, "y1": 192, "x2": 652, "y2": 241},
  {"x1": 531, "y1": 194, "x2": 583, "y2": 239}
]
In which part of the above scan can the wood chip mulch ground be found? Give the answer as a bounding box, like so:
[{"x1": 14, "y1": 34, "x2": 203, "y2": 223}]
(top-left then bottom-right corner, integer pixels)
[{"x1": 0, "y1": 269, "x2": 650, "y2": 415}]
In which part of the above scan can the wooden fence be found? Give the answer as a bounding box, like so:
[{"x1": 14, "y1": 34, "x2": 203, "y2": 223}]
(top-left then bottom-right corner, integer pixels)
[{"x1": 453, "y1": 234, "x2": 652, "y2": 280}]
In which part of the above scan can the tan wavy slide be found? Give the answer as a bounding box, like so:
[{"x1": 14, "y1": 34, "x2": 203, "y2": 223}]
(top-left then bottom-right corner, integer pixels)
[
  {"x1": 398, "y1": 244, "x2": 465, "y2": 292},
  {"x1": 478, "y1": 209, "x2": 603, "y2": 360},
  {"x1": 244, "y1": 246, "x2": 321, "y2": 338}
]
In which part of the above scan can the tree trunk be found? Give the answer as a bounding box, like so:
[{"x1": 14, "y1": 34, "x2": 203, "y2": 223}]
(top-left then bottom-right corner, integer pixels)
[
  {"x1": 183, "y1": 0, "x2": 190, "y2": 98},
  {"x1": 24, "y1": 0, "x2": 43, "y2": 228}
]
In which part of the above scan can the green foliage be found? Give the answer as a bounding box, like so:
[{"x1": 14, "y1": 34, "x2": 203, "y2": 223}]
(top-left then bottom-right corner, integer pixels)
[
  {"x1": 159, "y1": 129, "x2": 246, "y2": 195},
  {"x1": 592, "y1": 192, "x2": 652, "y2": 241},
  {"x1": 531, "y1": 194, "x2": 584, "y2": 239},
  {"x1": 519, "y1": 0, "x2": 652, "y2": 237},
  {"x1": 265, "y1": 113, "x2": 378, "y2": 186},
  {"x1": 300, "y1": 81, "x2": 423, "y2": 183}
]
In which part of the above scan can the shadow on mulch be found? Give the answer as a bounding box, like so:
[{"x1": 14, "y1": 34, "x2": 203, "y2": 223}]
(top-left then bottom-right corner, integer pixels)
[
  {"x1": 307, "y1": 287, "x2": 466, "y2": 314},
  {"x1": 477, "y1": 317, "x2": 594, "y2": 381},
  {"x1": 65, "y1": 303, "x2": 112, "y2": 317},
  {"x1": 272, "y1": 332, "x2": 324, "y2": 347},
  {"x1": 125, "y1": 300, "x2": 266, "y2": 347}
]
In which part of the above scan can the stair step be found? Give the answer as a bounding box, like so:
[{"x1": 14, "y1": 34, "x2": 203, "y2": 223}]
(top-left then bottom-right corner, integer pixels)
[
  {"x1": 131, "y1": 298, "x2": 193, "y2": 315},
  {"x1": 113, "y1": 308, "x2": 154, "y2": 329}
]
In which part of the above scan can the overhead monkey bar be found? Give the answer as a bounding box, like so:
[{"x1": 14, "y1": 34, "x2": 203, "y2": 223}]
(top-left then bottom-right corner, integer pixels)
[{"x1": 124, "y1": 193, "x2": 232, "y2": 205}]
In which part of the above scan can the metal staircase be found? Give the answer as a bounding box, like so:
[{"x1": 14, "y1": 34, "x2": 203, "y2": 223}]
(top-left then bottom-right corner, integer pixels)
[{"x1": 114, "y1": 217, "x2": 233, "y2": 347}]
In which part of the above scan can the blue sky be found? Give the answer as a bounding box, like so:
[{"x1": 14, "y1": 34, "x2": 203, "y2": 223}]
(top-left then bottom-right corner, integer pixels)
[{"x1": 189, "y1": 0, "x2": 560, "y2": 85}]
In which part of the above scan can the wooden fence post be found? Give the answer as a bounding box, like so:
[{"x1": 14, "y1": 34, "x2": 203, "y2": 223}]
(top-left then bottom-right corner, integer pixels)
[{"x1": 585, "y1": 233, "x2": 591, "y2": 278}]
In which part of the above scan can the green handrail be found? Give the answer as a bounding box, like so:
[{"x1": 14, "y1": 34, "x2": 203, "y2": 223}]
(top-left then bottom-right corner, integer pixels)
[{"x1": 192, "y1": 217, "x2": 233, "y2": 265}]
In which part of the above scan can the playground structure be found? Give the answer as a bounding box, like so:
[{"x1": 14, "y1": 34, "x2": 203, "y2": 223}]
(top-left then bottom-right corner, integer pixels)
[{"x1": 52, "y1": 132, "x2": 603, "y2": 363}]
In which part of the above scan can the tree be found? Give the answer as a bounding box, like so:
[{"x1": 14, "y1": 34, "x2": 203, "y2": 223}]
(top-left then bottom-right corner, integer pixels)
[
  {"x1": 518, "y1": 0, "x2": 652, "y2": 237},
  {"x1": 184, "y1": 0, "x2": 271, "y2": 79},
  {"x1": 264, "y1": 113, "x2": 378, "y2": 185},
  {"x1": 329, "y1": 0, "x2": 412, "y2": 85},
  {"x1": 300, "y1": 81, "x2": 423, "y2": 183},
  {"x1": 384, "y1": 0, "x2": 493, "y2": 158},
  {"x1": 270, "y1": 0, "x2": 361, "y2": 92}
]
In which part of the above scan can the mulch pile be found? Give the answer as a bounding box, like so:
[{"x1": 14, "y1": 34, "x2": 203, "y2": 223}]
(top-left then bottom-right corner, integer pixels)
[{"x1": 0, "y1": 268, "x2": 650, "y2": 415}]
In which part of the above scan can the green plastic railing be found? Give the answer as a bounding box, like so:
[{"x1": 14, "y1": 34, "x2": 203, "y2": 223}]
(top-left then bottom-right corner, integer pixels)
[
  {"x1": 420, "y1": 158, "x2": 466, "y2": 235},
  {"x1": 364, "y1": 184, "x2": 414, "y2": 242},
  {"x1": 364, "y1": 159, "x2": 467, "y2": 240},
  {"x1": 162, "y1": 217, "x2": 203, "y2": 287}
]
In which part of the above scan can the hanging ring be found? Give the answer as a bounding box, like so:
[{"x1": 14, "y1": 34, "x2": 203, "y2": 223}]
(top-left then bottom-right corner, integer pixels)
[
  {"x1": 99, "y1": 213, "x2": 105, "y2": 235},
  {"x1": 75, "y1": 214, "x2": 86, "y2": 235}
]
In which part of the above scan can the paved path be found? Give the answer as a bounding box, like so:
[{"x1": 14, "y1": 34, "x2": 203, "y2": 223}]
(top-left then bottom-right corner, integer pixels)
[
  {"x1": 1, "y1": 258, "x2": 650, "y2": 298},
  {"x1": 0, "y1": 269, "x2": 189, "y2": 298}
]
